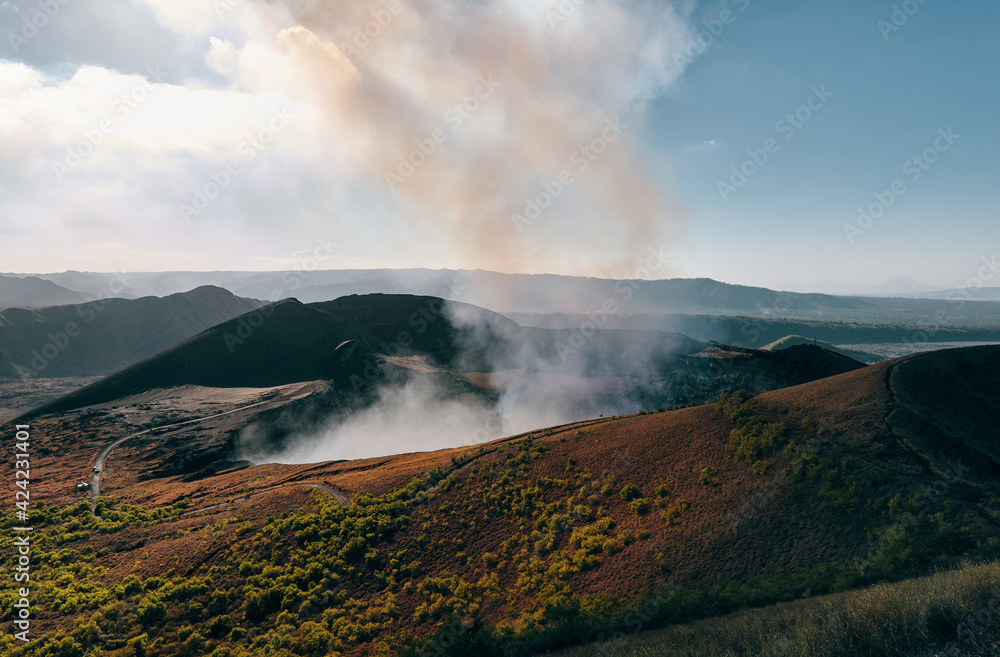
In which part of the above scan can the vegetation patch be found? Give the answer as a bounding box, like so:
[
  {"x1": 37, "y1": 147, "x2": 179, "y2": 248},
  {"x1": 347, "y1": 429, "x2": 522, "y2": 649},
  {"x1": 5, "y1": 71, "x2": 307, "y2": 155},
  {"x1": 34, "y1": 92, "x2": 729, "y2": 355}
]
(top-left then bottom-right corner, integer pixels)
[{"x1": 718, "y1": 391, "x2": 790, "y2": 464}]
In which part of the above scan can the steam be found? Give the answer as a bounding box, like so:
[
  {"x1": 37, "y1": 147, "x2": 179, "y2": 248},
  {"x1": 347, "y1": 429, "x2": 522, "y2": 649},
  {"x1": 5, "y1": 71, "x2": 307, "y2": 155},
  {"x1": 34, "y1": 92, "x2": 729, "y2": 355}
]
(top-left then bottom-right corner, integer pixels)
[
  {"x1": 245, "y1": 373, "x2": 625, "y2": 465},
  {"x1": 246, "y1": 377, "x2": 503, "y2": 462},
  {"x1": 245, "y1": 299, "x2": 687, "y2": 464}
]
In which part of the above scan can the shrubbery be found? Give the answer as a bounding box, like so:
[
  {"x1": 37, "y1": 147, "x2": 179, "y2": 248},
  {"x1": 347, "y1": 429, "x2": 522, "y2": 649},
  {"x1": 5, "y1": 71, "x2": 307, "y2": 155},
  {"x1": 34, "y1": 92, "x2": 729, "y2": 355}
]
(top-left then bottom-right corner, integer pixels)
[
  {"x1": 699, "y1": 467, "x2": 719, "y2": 486},
  {"x1": 620, "y1": 484, "x2": 641, "y2": 501},
  {"x1": 661, "y1": 499, "x2": 690, "y2": 526},
  {"x1": 628, "y1": 498, "x2": 650, "y2": 515},
  {"x1": 718, "y1": 392, "x2": 789, "y2": 464}
]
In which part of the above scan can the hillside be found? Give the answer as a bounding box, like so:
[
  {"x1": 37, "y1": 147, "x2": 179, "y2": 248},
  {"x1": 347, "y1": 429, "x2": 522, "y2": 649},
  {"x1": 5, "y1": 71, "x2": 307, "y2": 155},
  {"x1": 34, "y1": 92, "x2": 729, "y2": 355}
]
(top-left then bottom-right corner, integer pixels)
[
  {"x1": 0, "y1": 274, "x2": 85, "y2": 309},
  {"x1": 21, "y1": 299, "x2": 362, "y2": 414},
  {"x1": 762, "y1": 334, "x2": 884, "y2": 363},
  {"x1": 553, "y1": 560, "x2": 1000, "y2": 656},
  {"x1": 0, "y1": 286, "x2": 264, "y2": 379},
  {"x1": 6, "y1": 346, "x2": 998, "y2": 656},
  {"x1": 625, "y1": 342, "x2": 866, "y2": 409}
]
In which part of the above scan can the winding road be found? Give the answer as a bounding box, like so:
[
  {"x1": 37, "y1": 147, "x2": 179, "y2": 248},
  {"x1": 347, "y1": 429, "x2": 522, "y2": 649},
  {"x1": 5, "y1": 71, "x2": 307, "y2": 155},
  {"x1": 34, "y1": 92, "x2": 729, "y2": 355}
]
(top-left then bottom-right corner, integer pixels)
[{"x1": 88, "y1": 400, "x2": 351, "y2": 512}]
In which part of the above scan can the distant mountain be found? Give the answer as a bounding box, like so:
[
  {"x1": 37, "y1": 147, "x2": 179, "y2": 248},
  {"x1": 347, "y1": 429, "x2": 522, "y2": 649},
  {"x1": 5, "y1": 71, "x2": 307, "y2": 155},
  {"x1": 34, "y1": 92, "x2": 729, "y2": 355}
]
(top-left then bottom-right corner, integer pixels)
[
  {"x1": 876, "y1": 287, "x2": 1000, "y2": 302},
  {"x1": 785, "y1": 280, "x2": 865, "y2": 295},
  {"x1": 37, "y1": 270, "x2": 241, "y2": 300},
  {"x1": 858, "y1": 276, "x2": 936, "y2": 297},
  {"x1": 6, "y1": 269, "x2": 878, "y2": 315},
  {"x1": 633, "y1": 277, "x2": 873, "y2": 312},
  {"x1": 762, "y1": 335, "x2": 884, "y2": 363},
  {"x1": 9, "y1": 270, "x2": 997, "y2": 345},
  {"x1": 0, "y1": 286, "x2": 263, "y2": 379},
  {"x1": 0, "y1": 275, "x2": 86, "y2": 309},
  {"x1": 509, "y1": 311, "x2": 1000, "y2": 348},
  {"x1": 789, "y1": 276, "x2": 938, "y2": 297}
]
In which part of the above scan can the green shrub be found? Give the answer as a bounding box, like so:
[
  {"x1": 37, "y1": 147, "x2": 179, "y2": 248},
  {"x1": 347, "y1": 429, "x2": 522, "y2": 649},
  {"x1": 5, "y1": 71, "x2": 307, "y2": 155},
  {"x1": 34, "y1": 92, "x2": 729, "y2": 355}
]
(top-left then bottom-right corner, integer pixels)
[
  {"x1": 243, "y1": 591, "x2": 265, "y2": 621},
  {"x1": 620, "y1": 484, "x2": 642, "y2": 501},
  {"x1": 142, "y1": 577, "x2": 165, "y2": 592},
  {"x1": 125, "y1": 633, "x2": 148, "y2": 657},
  {"x1": 629, "y1": 498, "x2": 651, "y2": 515},
  {"x1": 185, "y1": 601, "x2": 204, "y2": 620},
  {"x1": 207, "y1": 615, "x2": 232, "y2": 637},
  {"x1": 137, "y1": 598, "x2": 166, "y2": 626},
  {"x1": 208, "y1": 589, "x2": 229, "y2": 614},
  {"x1": 300, "y1": 621, "x2": 333, "y2": 655},
  {"x1": 728, "y1": 419, "x2": 789, "y2": 463},
  {"x1": 661, "y1": 499, "x2": 691, "y2": 526}
]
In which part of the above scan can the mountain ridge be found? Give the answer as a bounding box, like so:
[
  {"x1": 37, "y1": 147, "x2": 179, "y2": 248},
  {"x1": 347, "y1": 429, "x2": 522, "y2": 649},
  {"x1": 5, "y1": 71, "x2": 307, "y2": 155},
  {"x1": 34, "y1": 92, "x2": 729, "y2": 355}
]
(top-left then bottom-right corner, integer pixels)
[
  {"x1": 0, "y1": 274, "x2": 87, "y2": 309},
  {"x1": 0, "y1": 285, "x2": 264, "y2": 379}
]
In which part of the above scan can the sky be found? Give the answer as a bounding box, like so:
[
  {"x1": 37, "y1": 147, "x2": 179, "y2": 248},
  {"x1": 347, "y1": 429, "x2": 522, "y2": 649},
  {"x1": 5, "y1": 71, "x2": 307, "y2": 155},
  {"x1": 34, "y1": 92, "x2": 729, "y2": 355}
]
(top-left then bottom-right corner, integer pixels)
[{"x1": 0, "y1": 0, "x2": 996, "y2": 292}]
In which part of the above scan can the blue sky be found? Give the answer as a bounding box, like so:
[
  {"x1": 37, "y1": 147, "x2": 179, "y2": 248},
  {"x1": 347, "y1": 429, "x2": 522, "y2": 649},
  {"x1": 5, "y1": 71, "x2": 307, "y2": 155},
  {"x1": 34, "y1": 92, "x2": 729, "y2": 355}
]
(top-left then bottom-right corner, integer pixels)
[
  {"x1": 646, "y1": 0, "x2": 1000, "y2": 290},
  {"x1": 0, "y1": 0, "x2": 995, "y2": 292}
]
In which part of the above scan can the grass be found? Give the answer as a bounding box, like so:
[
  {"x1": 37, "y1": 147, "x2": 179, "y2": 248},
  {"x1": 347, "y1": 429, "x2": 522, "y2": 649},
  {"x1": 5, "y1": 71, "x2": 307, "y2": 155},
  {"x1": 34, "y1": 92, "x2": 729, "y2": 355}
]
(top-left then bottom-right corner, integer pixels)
[{"x1": 550, "y1": 560, "x2": 1000, "y2": 657}]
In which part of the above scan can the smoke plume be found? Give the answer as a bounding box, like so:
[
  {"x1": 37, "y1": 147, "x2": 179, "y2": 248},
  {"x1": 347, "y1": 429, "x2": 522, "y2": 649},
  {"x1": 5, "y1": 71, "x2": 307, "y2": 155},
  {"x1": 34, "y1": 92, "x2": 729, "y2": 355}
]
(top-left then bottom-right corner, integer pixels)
[{"x1": 221, "y1": 0, "x2": 692, "y2": 275}]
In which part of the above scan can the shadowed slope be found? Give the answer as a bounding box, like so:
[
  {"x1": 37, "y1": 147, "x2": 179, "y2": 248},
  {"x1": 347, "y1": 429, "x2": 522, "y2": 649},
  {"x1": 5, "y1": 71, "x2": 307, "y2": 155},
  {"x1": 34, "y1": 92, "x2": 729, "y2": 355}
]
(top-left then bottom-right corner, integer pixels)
[
  {"x1": 0, "y1": 285, "x2": 263, "y2": 378},
  {"x1": 0, "y1": 274, "x2": 86, "y2": 309},
  {"x1": 27, "y1": 300, "x2": 359, "y2": 415}
]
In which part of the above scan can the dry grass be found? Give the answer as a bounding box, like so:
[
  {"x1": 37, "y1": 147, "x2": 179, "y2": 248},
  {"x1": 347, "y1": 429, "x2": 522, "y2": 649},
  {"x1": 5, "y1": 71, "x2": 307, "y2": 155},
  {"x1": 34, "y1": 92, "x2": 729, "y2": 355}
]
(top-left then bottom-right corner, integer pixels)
[{"x1": 551, "y1": 561, "x2": 1000, "y2": 657}]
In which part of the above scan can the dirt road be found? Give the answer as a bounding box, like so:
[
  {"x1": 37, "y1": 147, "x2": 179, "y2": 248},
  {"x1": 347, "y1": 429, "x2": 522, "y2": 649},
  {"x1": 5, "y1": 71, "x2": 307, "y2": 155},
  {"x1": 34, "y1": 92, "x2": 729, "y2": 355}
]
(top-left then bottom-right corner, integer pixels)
[{"x1": 89, "y1": 400, "x2": 273, "y2": 510}]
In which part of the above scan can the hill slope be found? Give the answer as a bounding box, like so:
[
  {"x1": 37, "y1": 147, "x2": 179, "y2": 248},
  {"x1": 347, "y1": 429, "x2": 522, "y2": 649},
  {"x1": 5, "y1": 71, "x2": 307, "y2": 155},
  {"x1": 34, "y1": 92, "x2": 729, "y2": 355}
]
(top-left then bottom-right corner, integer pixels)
[
  {"x1": 763, "y1": 334, "x2": 884, "y2": 363},
  {"x1": 0, "y1": 274, "x2": 86, "y2": 309},
  {"x1": 0, "y1": 286, "x2": 263, "y2": 378}
]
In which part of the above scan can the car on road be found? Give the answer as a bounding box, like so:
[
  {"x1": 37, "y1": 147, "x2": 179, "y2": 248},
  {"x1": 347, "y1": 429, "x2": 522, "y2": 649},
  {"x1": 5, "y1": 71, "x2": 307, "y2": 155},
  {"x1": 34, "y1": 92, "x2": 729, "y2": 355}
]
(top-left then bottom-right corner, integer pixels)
[{"x1": 92, "y1": 466, "x2": 100, "y2": 473}]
